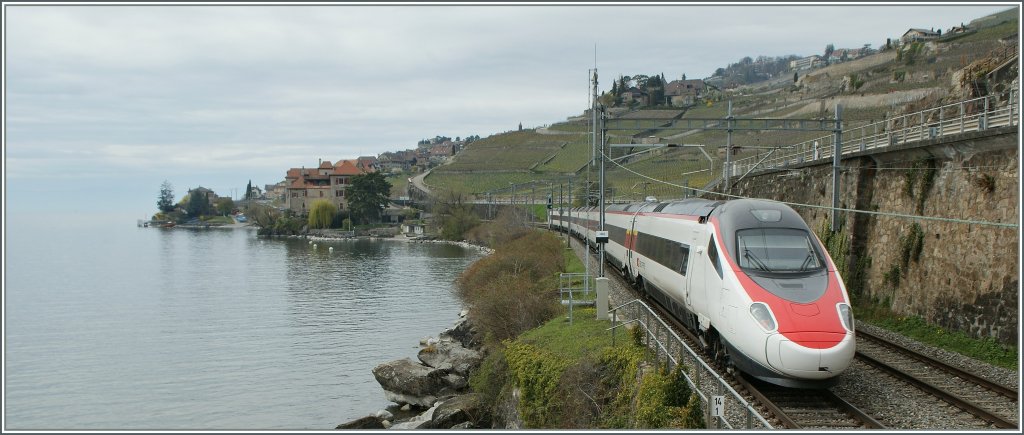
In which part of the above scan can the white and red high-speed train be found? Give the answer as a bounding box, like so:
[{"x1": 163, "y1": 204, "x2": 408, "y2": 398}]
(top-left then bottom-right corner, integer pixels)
[{"x1": 551, "y1": 198, "x2": 855, "y2": 388}]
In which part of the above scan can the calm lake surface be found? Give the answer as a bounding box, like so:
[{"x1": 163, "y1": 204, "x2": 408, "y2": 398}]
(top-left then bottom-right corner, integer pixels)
[{"x1": 4, "y1": 214, "x2": 484, "y2": 430}]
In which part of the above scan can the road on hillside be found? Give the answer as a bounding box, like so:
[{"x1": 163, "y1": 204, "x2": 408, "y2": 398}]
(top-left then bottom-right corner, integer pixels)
[{"x1": 411, "y1": 169, "x2": 431, "y2": 195}]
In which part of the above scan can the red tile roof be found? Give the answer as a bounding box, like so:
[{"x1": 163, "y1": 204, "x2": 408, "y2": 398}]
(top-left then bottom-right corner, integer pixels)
[{"x1": 333, "y1": 160, "x2": 363, "y2": 175}]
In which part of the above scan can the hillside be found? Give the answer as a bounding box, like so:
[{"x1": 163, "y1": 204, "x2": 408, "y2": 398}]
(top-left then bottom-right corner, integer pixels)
[{"x1": 423, "y1": 7, "x2": 1019, "y2": 203}]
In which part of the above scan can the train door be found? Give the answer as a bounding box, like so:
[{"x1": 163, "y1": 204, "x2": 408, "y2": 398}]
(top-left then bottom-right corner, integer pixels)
[
  {"x1": 683, "y1": 232, "x2": 698, "y2": 309},
  {"x1": 626, "y1": 212, "x2": 640, "y2": 281},
  {"x1": 703, "y1": 233, "x2": 725, "y2": 333}
]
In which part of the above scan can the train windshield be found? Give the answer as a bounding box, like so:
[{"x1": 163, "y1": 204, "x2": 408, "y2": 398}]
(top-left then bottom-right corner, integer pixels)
[{"x1": 736, "y1": 228, "x2": 824, "y2": 273}]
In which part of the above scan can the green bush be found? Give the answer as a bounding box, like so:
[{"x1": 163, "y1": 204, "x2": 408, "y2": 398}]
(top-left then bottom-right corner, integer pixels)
[
  {"x1": 469, "y1": 348, "x2": 510, "y2": 411},
  {"x1": 505, "y1": 342, "x2": 571, "y2": 427},
  {"x1": 308, "y1": 200, "x2": 336, "y2": 229},
  {"x1": 456, "y1": 230, "x2": 565, "y2": 342}
]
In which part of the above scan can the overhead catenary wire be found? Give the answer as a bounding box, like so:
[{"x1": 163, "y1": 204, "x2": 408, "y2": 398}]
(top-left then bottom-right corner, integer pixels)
[{"x1": 600, "y1": 147, "x2": 1019, "y2": 229}]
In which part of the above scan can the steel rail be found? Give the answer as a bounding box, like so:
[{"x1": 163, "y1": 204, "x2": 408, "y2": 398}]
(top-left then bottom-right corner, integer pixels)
[{"x1": 855, "y1": 351, "x2": 1017, "y2": 429}]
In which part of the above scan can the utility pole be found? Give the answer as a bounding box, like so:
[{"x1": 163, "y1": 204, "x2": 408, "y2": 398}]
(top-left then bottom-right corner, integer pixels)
[
  {"x1": 510, "y1": 183, "x2": 516, "y2": 219},
  {"x1": 531, "y1": 186, "x2": 536, "y2": 223},
  {"x1": 598, "y1": 107, "x2": 606, "y2": 278},
  {"x1": 593, "y1": 68, "x2": 606, "y2": 278},
  {"x1": 725, "y1": 100, "x2": 734, "y2": 194},
  {"x1": 567, "y1": 176, "x2": 573, "y2": 247},
  {"x1": 831, "y1": 104, "x2": 844, "y2": 232}
]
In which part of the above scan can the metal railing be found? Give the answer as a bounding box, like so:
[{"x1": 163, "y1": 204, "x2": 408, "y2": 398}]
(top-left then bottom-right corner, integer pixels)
[
  {"x1": 559, "y1": 272, "x2": 595, "y2": 324},
  {"x1": 608, "y1": 299, "x2": 772, "y2": 429},
  {"x1": 732, "y1": 86, "x2": 1019, "y2": 179}
]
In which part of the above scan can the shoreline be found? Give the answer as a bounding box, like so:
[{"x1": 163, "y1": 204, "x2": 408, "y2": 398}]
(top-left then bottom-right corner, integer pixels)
[
  {"x1": 281, "y1": 232, "x2": 495, "y2": 255},
  {"x1": 152, "y1": 221, "x2": 494, "y2": 255}
]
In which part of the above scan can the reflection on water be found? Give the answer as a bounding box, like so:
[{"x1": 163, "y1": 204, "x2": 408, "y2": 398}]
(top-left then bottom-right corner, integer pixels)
[{"x1": 5, "y1": 219, "x2": 482, "y2": 430}]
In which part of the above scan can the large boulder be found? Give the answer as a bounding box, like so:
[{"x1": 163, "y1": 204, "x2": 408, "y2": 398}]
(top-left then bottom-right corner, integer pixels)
[
  {"x1": 388, "y1": 403, "x2": 439, "y2": 430},
  {"x1": 429, "y1": 393, "x2": 490, "y2": 429},
  {"x1": 335, "y1": 415, "x2": 384, "y2": 429},
  {"x1": 417, "y1": 341, "x2": 483, "y2": 376},
  {"x1": 439, "y1": 315, "x2": 482, "y2": 349},
  {"x1": 372, "y1": 358, "x2": 449, "y2": 407},
  {"x1": 443, "y1": 373, "x2": 468, "y2": 391}
]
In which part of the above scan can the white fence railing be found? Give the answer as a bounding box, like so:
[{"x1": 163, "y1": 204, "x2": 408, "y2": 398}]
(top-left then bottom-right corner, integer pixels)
[
  {"x1": 609, "y1": 299, "x2": 773, "y2": 429},
  {"x1": 732, "y1": 86, "x2": 1019, "y2": 178}
]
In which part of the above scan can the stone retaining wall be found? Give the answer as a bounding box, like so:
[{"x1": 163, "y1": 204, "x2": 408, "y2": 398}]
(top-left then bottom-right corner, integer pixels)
[{"x1": 729, "y1": 128, "x2": 1018, "y2": 344}]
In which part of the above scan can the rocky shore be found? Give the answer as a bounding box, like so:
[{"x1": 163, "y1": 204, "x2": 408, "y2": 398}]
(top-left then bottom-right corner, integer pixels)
[{"x1": 336, "y1": 311, "x2": 491, "y2": 430}]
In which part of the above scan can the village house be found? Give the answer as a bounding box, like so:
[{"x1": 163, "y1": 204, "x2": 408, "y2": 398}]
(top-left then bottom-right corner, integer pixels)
[
  {"x1": 356, "y1": 156, "x2": 379, "y2": 173},
  {"x1": 284, "y1": 159, "x2": 373, "y2": 215},
  {"x1": 901, "y1": 28, "x2": 941, "y2": 44},
  {"x1": 620, "y1": 87, "x2": 649, "y2": 106},
  {"x1": 187, "y1": 186, "x2": 220, "y2": 206},
  {"x1": 790, "y1": 55, "x2": 823, "y2": 71},
  {"x1": 947, "y1": 24, "x2": 970, "y2": 35},
  {"x1": 664, "y1": 79, "x2": 706, "y2": 106},
  {"x1": 265, "y1": 181, "x2": 288, "y2": 203},
  {"x1": 378, "y1": 150, "x2": 418, "y2": 173},
  {"x1": 427, "y1": 143, "x2": 457, "y2": 165}
]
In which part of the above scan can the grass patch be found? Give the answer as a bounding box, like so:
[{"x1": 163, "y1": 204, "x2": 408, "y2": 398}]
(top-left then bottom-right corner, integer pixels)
[
  {"x1": 386, "y1": 172, "x2": 410, "y2": 198},
  {"x1": 485, "y1": 308, "x2": 705, "y2": 429},
  {"x1": 425, "y1": 172, "x2": 556, "y2": 196},
  {"x1": 201, "y1": 215, "x2": 235, "y2": 224},
  {"x1": 547, "y1": 122, "x2": 591, "y2": 133},
  {"x1": 957, "y1": 19, "x2": 1019, "y2": 43},
  {"x1": 854, "y1": 299, "x2": 1018, "y2": 370},
  {"x1": 516, "y1": 307, "x2": 613, "y2": 362},
  {"x1": 534, "y1": 135, "x2": 592, "y2": 173},
  {"x1": 442, "y1": 130, "x2": 569, "y2": 172},
  {"x1": 564, "y1": 248, "x2": 584, "y2": 274}
]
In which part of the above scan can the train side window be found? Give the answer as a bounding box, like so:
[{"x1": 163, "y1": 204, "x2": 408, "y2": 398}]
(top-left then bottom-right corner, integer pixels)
[
  {"x1": 679, "y1": 244, "x2": 690, "y2": 275},
  {"x1": 708, "y1": 238, "x2": 723, "y2": 279}
]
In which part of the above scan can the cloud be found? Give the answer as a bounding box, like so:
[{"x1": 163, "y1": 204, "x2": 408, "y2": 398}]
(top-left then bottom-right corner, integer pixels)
[{"x1": 4, "y1": 3, "x2": 1015, "y2": 212}]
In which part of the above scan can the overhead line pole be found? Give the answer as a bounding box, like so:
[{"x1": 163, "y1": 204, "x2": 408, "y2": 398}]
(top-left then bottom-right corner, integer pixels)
[
  {"x1": 831, "y1": 104, "x2": 844, "y2": 232},
  {"x1": 599, "y1": 106, "x2": 606, "y2": 278},
  {"x1": 725, "y1": 100, "x2": 734, "y2": 195}
]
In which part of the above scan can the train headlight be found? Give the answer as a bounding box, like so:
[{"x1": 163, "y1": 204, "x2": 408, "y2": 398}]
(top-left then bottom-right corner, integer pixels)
[
  {"x1": 837, "y1": 303, "x2": 855, "y2": 332},
  {"x1": 749, "y1": 302, "x2": 777, "y2": 332}
]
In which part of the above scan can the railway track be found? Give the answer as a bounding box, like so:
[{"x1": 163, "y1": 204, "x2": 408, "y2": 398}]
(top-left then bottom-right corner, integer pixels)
[
  {"x1": 855, "y1": 328, "x2": 1019, "y2": 429},
  {"x1": 735, "y1": 375, "x2": 885, "y2": 429},
  {"x1": 638, "y1": 284, "x2": 885, "y2": 429},
  {"x1": 561, "y1": 227, "x2": 1018, "y2": 430},
  {"x1": 607, "y1": 257, "x2": 884, "y2": 430}
]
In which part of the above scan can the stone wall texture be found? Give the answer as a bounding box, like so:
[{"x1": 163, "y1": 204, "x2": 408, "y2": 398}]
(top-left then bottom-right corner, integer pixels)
[{"x1": 729, "y1": 127, "x2": 1018, "y2": 344}]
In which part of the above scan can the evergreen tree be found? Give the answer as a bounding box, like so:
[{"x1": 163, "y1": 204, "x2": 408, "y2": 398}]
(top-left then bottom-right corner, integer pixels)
[
  {"x1": 347, "y1": 172, "x2": 392, "y2": 225},
  {"x1": 157, "y1": 180, "x2": 176, "y2": 213},
  {"x1": 245, "y1": 180, "x2": 252, "y2": 201},
  {"x1": 186, "y1": 190, "x2": 212, "y2": 217}
]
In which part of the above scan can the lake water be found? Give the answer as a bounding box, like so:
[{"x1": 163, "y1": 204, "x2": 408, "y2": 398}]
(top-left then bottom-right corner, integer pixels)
[{"x1": 3, "y1": 214, "x2": 484, "y2": 430}]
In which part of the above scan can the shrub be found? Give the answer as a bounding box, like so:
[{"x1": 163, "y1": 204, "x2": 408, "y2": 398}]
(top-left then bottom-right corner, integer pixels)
[
  {"x1": 663, "y1": 365, "x2": 693, "y2": 407},
  {"x1": 505, "y1": 342, "x2": 571, "y2": 427},
  {"x1": 469, "y1": 348, "x2": 510, "y2": 413},
  {"x1": 456, "y1": 230, "x2": 565, "y2": 342},
  {"x1": 974, "y1": 173, "x2": 996, "y2": 193},
  {"x1": 308, "y1": 200, "x2": 336, "y2": 229},
  {"x1": 464, "y1": 208, "x2": 533, "y2": 248}
]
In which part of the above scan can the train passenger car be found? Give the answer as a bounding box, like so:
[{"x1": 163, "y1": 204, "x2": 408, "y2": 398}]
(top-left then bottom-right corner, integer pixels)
[{"x1": 550, "y1": 198, "x2": 855, "y2": 388}]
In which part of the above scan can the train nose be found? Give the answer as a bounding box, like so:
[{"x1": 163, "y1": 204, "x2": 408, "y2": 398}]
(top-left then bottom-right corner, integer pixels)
[{"x1": 765, "y1": 332, "x2": 855, "y2": 379}]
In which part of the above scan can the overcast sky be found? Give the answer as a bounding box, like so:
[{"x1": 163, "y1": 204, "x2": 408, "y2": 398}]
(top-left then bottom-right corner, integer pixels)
[{"x1": 4, "y1": 2, "x2": 1017, "y2": 215}]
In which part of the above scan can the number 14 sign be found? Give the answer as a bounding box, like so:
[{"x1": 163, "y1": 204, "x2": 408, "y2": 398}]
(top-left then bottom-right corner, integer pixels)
[{"x1": 710, "y1": 395, "x2": 725, "y2": 417}]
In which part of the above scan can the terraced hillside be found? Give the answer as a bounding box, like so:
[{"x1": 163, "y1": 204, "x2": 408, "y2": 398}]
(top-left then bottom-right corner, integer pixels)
[{"x1": 423, "y1": 8, "x2": 1018, "y2": 204}]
